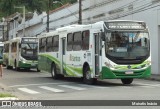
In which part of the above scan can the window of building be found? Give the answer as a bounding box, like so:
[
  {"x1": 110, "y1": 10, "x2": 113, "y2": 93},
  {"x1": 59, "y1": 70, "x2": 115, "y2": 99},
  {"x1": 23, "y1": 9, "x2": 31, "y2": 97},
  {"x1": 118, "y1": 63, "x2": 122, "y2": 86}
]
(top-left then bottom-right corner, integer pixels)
[
  {"x1": 73, "y1": 32, "x2": 82, "y2": 51},
  {"x1": 82, "y1": 30, "x2": 90, "y2": 50},
  {"x1": 53, "y1": 35, "x2": 59, "y2": 52},
  {"x1": 46, "y1": 36, "x2": 53, "y2": 52},
  {"x1": 67, "y1": 33, "x2": 73, "y2": 51}
]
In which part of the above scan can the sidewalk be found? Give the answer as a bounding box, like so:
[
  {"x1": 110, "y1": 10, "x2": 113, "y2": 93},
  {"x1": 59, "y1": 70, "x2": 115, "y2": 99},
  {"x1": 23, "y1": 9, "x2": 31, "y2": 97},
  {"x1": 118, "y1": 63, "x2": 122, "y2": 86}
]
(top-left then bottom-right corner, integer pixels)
[
  {"x1": 0, "y1": 83, "x2": 18, "y2": 100},
  {"x1": 146, "y1": 74, "x2": 160, "y2": 81}
]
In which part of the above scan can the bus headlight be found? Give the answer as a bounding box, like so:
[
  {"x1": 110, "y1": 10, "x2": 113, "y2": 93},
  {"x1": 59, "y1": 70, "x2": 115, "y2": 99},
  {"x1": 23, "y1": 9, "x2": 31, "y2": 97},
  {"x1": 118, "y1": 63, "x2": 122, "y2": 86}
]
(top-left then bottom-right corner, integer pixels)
[
  {"x1": 20, "y1": 57, "x2": 26, "y2": 63},
  {"x1": 104, "y1": 62, "x2": 114, "y2": 68},
  {"x1": 145, "y1": 60, "x2": 151, "y2": 67}
]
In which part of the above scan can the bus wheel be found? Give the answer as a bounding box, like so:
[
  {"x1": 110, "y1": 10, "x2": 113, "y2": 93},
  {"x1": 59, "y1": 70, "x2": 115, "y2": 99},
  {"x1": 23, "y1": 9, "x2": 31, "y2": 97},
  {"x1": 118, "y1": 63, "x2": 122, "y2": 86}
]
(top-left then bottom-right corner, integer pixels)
[
  {"x1": 83, "y1": 66, "x2": 97, "y2": 85},
  {"x1": 51, "y1": 63, "x2": 58, "y2": 79},
  {"x1": 37, "y1": 68, "x2": 40, "y2": 72},
  {"x1": 121, "y1": 78, "x2": 133, "y2": 85},
  {"x1": 6, "y1": 60, "x2": 10, "y2": 69},
  {"x1": 14, "y1": 60, "x2": 20, "y2": 71}
]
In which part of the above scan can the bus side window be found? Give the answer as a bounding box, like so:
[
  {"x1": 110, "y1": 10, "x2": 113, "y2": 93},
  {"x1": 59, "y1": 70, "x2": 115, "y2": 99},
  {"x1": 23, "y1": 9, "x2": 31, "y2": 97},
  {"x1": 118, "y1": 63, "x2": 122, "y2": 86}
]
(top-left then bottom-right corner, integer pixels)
[
  {"x1": 40, "y1": 38, "x2": 46, "y2": 52},
  {"x1": 73, "y1": 32, "x2": 82, "y2": 51},
  {"x1": 46, "y1": 36, "x2": 53, "y2": 52},
  {"x1": 67, "y1": 33, "x2": 73, "y2": 51},
  {"x1": 39, "y1": 39, "x2": 41, "y2": 52},
  {"x1": 11, "y1": 42, "x2": 17, "y2": 52},
  {"x1": 4, "y1": 44, "x2": 7, "y2": 53},
  {"x1": 82, "y1": 30, "x2": 90, "y2": 50},
  {"x1": 53, "y1": 35, "x2": 59, "y2": 52}
]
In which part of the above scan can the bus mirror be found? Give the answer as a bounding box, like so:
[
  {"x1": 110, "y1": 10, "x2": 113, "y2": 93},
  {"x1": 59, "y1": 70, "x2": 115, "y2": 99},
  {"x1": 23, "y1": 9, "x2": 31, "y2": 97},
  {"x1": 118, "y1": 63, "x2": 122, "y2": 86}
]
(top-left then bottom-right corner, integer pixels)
[{"x1": 100, "y1": 32, "x2": 105, "y2": 41}]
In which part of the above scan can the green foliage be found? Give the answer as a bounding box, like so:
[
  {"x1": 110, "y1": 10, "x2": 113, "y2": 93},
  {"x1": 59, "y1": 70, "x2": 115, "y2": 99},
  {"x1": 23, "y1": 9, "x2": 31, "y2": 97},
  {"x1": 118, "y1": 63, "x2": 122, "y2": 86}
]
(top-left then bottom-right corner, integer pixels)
[
  {"x1": 0, "y1": 0, "x2": 77, "y2": 19},
  {"x1": 0, "y1": 93, "x2": 15, "y2": 98}
]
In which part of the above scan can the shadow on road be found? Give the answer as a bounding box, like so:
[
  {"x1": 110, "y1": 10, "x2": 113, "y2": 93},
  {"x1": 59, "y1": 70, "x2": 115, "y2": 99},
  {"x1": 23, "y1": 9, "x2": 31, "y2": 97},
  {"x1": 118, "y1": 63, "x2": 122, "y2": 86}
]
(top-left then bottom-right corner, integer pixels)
[{"x1": 43, "y1": 76, "x2": 137, "y2": 87}]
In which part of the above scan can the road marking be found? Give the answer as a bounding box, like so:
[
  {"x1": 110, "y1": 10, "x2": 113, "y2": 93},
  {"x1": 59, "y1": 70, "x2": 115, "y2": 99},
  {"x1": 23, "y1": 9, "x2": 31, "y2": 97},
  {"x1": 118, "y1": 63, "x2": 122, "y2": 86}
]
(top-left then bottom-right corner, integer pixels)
[
  {"x1": 119, "y1": 86, "x2": 132, "y2": 89},
  {"x1": 139, "y1": 86, "x2": 155, "y2": 88},
  {"x1": 66, "y1": 66, "x2": 82, "y2": 76},
  {"x1": 39, "y1": 86, "x2": 64, "y2": 93},
  {"x1": 18, "y1": 88, "x2": 39, "y2": 94},
  {"x1": 135, "y1": 83, "x2": 160, "y2": 87},
  {"x1": 9, "y1": 82, "x2": 66, "y2": 88},
  {"x1": 59, "y1": 85, "x2": 86, "y2": 90},
  {"x1": 78, "y1": 84, "x2": 107, "y2": 89}
]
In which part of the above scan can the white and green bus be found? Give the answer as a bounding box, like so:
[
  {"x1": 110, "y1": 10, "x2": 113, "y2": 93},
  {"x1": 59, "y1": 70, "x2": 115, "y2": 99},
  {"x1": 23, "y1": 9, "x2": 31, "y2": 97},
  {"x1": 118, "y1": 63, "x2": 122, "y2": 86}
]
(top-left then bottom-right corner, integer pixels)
[
  {"x1": 0, "y1": 42, "x2": 4, "y2": 64},
  {"x1": 38, "y1": 20, "x2": 151, "y2": 84},
  {"x1": 3, "y1": 37, "x2": 38, "y2": 71}
]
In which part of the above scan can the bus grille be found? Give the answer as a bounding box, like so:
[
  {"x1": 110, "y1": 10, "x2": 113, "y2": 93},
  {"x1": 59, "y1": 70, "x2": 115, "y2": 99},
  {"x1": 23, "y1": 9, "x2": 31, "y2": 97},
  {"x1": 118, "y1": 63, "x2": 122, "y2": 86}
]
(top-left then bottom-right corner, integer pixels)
[{"x1": 113, "y1": 70, "x2": 145, "y2": 76}]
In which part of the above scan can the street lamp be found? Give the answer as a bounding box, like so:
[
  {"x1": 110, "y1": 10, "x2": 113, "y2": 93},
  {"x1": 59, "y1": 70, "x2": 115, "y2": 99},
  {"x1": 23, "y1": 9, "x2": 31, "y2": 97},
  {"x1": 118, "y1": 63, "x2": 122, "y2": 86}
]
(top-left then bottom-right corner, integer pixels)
[{"x1": 14, "y1": 6, "x2": 25, "y2": 37}]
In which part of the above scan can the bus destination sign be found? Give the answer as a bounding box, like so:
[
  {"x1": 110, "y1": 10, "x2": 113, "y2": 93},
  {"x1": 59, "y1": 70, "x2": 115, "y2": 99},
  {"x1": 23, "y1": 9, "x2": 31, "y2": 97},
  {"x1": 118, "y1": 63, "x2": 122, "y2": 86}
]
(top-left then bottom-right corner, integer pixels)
[
  {"x1": 22, "y1": 38, "x2": 38, "y2": 42},
  {"x1": 105, "y1": 22, "x2": 146, "y2": 30}
]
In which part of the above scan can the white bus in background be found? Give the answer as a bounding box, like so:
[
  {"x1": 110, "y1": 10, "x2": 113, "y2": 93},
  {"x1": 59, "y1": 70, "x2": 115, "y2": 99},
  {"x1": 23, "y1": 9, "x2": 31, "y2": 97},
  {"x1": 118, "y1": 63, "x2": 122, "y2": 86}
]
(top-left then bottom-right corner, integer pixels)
[
  {"x1": 38, "y1": 20, "x2": 151, "y2": 85},
  {"x1": 3, "y1": 37, "x2": 38, "y2": 71},
  {"x1": 0, "y1": 42, "x2": 4, "y2": 64}
]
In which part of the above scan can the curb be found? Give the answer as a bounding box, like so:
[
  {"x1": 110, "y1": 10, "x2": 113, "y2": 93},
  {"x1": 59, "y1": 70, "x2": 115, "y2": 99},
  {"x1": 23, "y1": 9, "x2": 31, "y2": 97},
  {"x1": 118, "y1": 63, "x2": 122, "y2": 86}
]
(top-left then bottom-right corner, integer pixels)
[
  {"x1": 0, "y1": 97, "x2": 19, "y2": 100},
  {"x1": 145, "y1": 77, "x2": 160, "y2": 81}
]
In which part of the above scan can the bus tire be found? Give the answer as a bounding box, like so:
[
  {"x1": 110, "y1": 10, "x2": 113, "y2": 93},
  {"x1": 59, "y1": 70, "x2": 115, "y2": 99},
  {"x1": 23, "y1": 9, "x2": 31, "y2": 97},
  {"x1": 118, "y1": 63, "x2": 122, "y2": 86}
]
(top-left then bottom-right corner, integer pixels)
[
  {"x1": 37, "y1": 68, "x2": 40, "y2": 72},
  {"x1": 6, "y1": 63, "x2": 12, "y2": 69},
  {"x1": 121, "y1": 78, "x2": 133, "y2": 85},
  {"x1": 14, "y1": 60, "x2": 20, "y2": 71},
  {"x1": 51, "y1": 63, "x2": 58, "y2": 79},
  {"x1": 83, "y1": 66, "x2": 97, "y2": 85},
  {"x1": 6, "y1": 60, "x2": 10, "y2": 69}
]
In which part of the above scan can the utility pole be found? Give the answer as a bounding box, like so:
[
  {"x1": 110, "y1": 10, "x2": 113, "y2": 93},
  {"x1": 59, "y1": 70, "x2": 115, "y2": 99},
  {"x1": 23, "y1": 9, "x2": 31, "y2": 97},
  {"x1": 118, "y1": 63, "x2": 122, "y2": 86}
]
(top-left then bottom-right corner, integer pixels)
[
  {"x1": 47, "y1": 0, "x2": 50, "y2": 32},
  {"x1": 78, "y1": 0, "x2": 82, "y2": 24}
]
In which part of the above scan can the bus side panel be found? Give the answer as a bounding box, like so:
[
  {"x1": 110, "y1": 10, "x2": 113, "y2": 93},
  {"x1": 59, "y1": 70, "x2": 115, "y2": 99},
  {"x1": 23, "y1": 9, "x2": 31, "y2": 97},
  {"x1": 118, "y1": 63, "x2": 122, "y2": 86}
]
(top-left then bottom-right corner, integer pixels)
[
  {"x1": 38, "y1": 54, "x2": 46, "y2": 71},
  {"x1": 3, "y1": 53, "x2": 9, "y2": 65},
  {"x1": 38, "y1": 53, "x2": 60, "y2": 73},
  {"x1": 65, "y1": 51, "x2": 84, "y2": 77}
]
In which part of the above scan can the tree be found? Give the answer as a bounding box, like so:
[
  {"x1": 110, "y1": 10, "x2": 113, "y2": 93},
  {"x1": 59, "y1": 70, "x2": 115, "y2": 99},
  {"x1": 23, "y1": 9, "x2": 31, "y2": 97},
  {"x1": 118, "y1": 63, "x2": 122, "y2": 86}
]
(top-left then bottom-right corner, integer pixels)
[
  {"x1": 0, "y1": 0, "x2": 78, "y2": 18},
  {"x1": 0, "y1": 0, "x2": 15, "y2": 16}
]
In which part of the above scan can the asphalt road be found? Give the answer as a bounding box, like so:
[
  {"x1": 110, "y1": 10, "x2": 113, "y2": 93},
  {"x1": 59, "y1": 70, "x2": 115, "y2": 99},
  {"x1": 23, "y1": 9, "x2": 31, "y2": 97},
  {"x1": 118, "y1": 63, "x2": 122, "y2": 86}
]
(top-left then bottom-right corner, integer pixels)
[{"x1": 1, "y1": 68, "x2": 160, "y2": 109}]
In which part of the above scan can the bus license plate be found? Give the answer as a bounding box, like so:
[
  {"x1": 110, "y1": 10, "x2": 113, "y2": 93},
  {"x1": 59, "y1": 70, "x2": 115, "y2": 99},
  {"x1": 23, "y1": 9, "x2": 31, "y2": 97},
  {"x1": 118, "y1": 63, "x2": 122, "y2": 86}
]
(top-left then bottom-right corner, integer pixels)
[
  {"x1": 31, "y1": 63, "x2": 36, "y2": 66},
  {"x1": 125, "y1": 71, "x2": 133, "y2": 74}
]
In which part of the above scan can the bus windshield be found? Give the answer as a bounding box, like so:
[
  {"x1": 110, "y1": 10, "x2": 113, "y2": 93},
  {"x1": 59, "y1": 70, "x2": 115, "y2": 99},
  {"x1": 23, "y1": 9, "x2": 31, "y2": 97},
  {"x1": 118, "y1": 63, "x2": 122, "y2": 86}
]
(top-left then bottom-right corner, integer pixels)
[
  {"x1": 21, "y1": 42, "x2": 38, "y2": 60},
  {"x1": 105, "y1": 31, "x2": 150, "y2": 64}
]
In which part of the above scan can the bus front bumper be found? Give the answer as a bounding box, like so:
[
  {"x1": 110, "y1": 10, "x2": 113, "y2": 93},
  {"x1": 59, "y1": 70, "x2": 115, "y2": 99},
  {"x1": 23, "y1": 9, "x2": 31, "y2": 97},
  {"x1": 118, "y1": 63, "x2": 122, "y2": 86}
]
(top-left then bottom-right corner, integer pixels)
[
  {"x1": 18, "y1": 61, "x2": 38, "y2": 68},
  {"x1": 100, "y1": 66, "x2": 151, "y2": 79}
]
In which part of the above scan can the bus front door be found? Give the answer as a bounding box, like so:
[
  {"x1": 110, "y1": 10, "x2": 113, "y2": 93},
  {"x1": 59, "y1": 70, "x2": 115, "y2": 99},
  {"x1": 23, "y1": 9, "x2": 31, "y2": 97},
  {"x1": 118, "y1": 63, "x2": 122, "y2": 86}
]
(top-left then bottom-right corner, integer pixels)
[
  {"x1": 61, "y1": 38, "x2": 66, "y2": 75},
  {"x1": 94, "y1": 33, "x2": 102, "y2": 77}
]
